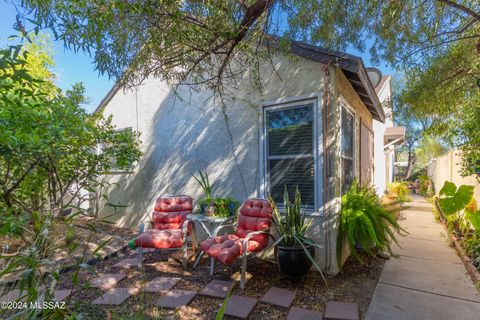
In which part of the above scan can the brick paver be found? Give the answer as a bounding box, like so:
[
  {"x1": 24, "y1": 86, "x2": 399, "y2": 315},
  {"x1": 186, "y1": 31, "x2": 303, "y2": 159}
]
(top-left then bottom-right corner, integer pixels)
[
  {"x1": 92, "y1": 287, "x2": 139, "y2": 305},
  {"x1": 224, "y1": 294, "x2": 258, "y2": 319},
  {"x1": 144, "y1": 277, "x2": 180, "y2": 293},
  {"x1": 0, "y1": 289, "x2": 72, "y2": 303},
  {"x1": 113, "y1": 258, "x2": 142, "y2": 269},
  {"x1": 324, "y1": 301, "x2": 359, "y2": 320},
  {"x1": 199, "y1": 280, "x2": 233, "y2": 298},
  {"x1": 287, "y1": 307, "x2": 323, "y2": 320},
  {"x1": 50, "y1": 290, "x2": 73, "y2": 302},
  {"x1": 156, "y1": 289, "x2": 197, "y2": 308},
  {"x1": 90, "y1": 273, "x2": 126, "y2": 290},
  {"x1": 0, "y1": 289, "x2": 23, "y2": 302},
  {"x1": 260, "y1": 287, "x2": 296, "y2": 308}
]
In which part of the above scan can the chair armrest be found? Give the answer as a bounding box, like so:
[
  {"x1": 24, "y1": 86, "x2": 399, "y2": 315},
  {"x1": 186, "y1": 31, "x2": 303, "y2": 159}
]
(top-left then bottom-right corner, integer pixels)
[
  {"x1": 213, "y1": 223, "x2": 237, "y2": 237},
  {"x1": 241, "y1": 230, "x2": 270, "y2": 256},
  {"x1": 181, "y1": 219, "x2": 196, "y2": 236}
]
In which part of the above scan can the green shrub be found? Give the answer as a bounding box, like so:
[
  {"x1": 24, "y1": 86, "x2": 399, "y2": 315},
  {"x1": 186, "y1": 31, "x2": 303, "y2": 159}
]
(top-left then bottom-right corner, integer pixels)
[
  {"x1": 337, "y1": 181, "x2": 404, "y2": 267},
  {"x1": 465, "y1": 233, "x2": 480, "y2": 269},
  {"x1": 388, "y1": 181, "x2": 411, "y2": 202},
  {"x1": 418, "y1": 174, "x2": 432, "y2": 197}
]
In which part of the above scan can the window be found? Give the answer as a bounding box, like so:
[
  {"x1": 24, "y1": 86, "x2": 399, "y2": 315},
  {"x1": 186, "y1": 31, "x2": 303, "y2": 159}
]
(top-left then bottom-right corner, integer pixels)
[
  {"x1": 341, "y1": 106, "x2": 355, "y2": 194},
  {"x1": 265, "y1": 103, "x2": 315, "y2": 208}
]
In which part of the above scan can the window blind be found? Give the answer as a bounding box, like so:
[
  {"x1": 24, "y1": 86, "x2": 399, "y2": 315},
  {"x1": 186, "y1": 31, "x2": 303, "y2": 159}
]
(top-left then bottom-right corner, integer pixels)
[{"x1": 266, "y1": 104, "x2": 314, "y2": 207}]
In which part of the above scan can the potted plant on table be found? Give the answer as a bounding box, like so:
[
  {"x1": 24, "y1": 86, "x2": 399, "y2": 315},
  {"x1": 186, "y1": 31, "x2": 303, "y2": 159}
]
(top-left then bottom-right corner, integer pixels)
[
  {"x1": 193, "y1": 171, "x2": 239, "y2": 217},
  {"x1": 337, "y1": 181, "x2": 404, "y2": 268},
  {"x1": 267, "y1": 187, "x2": 327, "y2": 285}
]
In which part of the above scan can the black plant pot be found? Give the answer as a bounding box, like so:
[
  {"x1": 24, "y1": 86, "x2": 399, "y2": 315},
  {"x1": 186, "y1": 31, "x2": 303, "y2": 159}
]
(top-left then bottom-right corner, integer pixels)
[{"x1": 275, "y1": 244, "x2": 315, "y2": 280}]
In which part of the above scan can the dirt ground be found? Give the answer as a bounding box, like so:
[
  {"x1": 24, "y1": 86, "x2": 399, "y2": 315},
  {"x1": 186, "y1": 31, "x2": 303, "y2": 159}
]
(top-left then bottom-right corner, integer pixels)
[{"x1": 0, "y1": 217, "x2": 137, "y2": 283}]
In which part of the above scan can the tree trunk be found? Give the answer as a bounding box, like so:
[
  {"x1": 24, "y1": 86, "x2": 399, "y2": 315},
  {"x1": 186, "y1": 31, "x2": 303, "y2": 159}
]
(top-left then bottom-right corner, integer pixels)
[{"x1": 404, "y1": 151, "x2": 417, "y2": 181}]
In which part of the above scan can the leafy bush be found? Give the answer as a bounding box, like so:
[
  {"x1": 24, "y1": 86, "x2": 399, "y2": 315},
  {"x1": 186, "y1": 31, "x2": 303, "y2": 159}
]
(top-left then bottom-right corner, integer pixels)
[
  {"x1": 465, "y1": 233, "x2": 480, "y2": 269},
  {"x1": 388, "y1": 181, "x2": 411, "y2": 202},
  {"x1": 338, "y1": 181, "x2": 404, "y2": 266},
  {"x1": 418, "y1": 174, "x2": 432, "y2": 197}
]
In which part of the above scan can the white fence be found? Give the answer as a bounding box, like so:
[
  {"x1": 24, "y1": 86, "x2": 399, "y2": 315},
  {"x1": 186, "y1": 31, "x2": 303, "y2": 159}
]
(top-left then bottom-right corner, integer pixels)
[{"x1": 428, "y1": 150, "x2": 480, "y2": 201}]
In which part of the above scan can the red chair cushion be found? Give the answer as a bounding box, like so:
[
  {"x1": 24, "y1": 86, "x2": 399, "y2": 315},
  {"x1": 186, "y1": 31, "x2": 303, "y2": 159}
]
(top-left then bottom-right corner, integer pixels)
[
  {"x1": 200, "y1": 199, "x2": 273, "y2": 265},
  {"x1": 151, "y1": 196, "x2": 192, "y2": 231},
  {"x1": 154, "y1": 195, "x2": 193, "y2": 212},
  {"x1": 135, "y1": 195, "x2": 193, "y2": 249},
  {"x1": 135, "y1": 229, "x2": 183, "y2": 249},
  {"x1": 200, "y1": 234, "x2": 241, "y2": 265},
  {"x1": 235, "y1": 199, "x2": 272, "y2": 248}
]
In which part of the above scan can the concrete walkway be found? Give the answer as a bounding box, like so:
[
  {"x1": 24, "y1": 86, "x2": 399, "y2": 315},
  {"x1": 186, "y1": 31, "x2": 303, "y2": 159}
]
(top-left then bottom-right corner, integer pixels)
[{"x1": 366, "y1": 195, "x2": 480, "y2": 320}]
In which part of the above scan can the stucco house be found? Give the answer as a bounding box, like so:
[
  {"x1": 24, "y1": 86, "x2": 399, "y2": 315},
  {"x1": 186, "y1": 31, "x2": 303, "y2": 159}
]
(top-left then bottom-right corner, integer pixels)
[
  {"x1": 95, "y1": 40, "x2": 386, "y2": 274},
  {"x1": 372, "y1": 76, "x2": 405, "y2": 196}
]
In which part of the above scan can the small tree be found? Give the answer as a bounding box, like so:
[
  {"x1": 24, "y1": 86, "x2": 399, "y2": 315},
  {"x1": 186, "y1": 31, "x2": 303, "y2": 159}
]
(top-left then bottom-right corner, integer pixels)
[{"x1": 0, "y1": 38, "x2": 141, "y2": 319}]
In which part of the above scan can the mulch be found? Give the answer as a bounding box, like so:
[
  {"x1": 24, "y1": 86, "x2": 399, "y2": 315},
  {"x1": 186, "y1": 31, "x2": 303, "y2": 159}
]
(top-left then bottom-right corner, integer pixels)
[{"x1": 51, "y1": 247, "x2": 384, "y2": 319}]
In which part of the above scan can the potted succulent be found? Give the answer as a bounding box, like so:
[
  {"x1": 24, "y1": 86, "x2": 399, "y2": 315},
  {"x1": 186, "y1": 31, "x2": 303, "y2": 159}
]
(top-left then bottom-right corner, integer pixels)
[
  {"x1": 193, "y1": 171, "x2": 240, "y2": 217},
  {"x1": 193, "y1": 171, "x2": 214, "y2": 215},
  {"x1": 337, "y1": 181, "x2": 404, "y2": 268},
  {"x1": 268, "y1": 187, "x2": 327, "y2": 285}
]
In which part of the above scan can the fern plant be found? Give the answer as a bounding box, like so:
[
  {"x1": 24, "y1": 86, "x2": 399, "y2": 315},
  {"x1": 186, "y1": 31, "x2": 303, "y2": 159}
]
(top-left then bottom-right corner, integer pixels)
[{"x1": 337, "y1": 181, "x2": 404, "y2": 267}]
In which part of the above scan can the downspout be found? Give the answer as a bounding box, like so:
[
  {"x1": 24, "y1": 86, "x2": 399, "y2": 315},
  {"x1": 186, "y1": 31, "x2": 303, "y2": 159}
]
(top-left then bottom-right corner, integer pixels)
[{"x1": 322, "y1": 63, "x2": 332, "y2": 270}]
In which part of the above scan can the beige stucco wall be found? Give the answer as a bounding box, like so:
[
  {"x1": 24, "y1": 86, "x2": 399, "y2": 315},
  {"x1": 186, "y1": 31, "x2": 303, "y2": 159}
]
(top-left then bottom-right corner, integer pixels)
[{"x1": 428, "y1": 150, "x2": 480, "y2": 202}]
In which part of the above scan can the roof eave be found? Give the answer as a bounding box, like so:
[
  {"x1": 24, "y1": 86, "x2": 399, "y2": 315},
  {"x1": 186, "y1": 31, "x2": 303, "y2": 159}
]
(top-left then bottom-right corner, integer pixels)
[{"x1": 287, "y1": 40, "x2": 386, "y2": 123}]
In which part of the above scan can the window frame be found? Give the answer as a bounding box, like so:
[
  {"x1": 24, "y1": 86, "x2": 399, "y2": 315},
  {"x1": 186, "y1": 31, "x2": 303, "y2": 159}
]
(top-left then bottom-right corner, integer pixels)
[
  {"x1": 261, "y1": 98, "x2": 320, "y2": 212},
  {"x1": 340, "y1": 98, "x2": 357, "y2": 194}
]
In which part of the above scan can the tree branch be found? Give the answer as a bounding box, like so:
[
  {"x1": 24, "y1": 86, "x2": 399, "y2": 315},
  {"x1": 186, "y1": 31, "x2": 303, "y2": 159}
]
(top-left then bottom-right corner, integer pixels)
[{"x1": 436, "y1": 0, "x2": 480, "y2": 21}]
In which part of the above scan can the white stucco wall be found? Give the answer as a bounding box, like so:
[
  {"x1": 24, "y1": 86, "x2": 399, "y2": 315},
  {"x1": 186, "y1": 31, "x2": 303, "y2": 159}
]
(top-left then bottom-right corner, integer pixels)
[
  {"x1": 373, "y1": 77, "x2": 394, "y2": 195},
  {"x1": 98, "y1": 52, "x2": 350, "y2": 271}
]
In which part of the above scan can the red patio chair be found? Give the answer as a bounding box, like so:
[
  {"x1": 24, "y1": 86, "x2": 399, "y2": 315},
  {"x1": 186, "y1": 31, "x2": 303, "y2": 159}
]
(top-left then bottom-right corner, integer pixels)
[
  {"x1": 199, "y1": 198, "x2": 273, "y2": 289},
  {"x1": 134, "y1": 195, "x2": 197, "y2": 267}
]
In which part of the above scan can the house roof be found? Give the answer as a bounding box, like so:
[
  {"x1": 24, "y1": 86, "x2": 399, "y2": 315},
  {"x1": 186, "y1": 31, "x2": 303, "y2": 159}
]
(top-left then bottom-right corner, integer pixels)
[
  {"x1": 375, "y1": 76, "x2": 390, "y2": 94},
  {"x1": 384, "y1": 126, "x2": 406, "y2": 144},
  {"x1": 285, "y1": 40, "x2": 385, "y2": 122},
  {"x1": 95, "y1": 39, "x2": 386, "y2": 122}
]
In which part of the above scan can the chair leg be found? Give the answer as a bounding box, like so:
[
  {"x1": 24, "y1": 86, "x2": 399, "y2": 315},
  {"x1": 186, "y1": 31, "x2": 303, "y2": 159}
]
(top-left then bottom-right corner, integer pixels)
[
  {"x1": 137, "y1": 246, "x2": 143, "y2": 268},
  {"x1": 182, "y1": 240, "x2": 189, "y2": 268},
  {"x1": 240, "y1": 254, "x2": 247, "y2": 290},
  {"x1": 137, "y1": 223, "x2": 145, "y2": 268},
  {"x1": 210, "y1": 257, "x2": 215, "y2": 275},
  {"x1": 193, "y1": 251, "x2": 204, "y2": 269}
]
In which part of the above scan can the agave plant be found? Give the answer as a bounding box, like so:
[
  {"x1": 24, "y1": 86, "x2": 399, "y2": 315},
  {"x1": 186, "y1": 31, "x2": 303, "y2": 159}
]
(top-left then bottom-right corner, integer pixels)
[
  {"x1": 337, "y1": 181, "x2": 404, "y2": 267},
  {"x1": 267, "y1": 186, "x2": 327, "y2": 286}
]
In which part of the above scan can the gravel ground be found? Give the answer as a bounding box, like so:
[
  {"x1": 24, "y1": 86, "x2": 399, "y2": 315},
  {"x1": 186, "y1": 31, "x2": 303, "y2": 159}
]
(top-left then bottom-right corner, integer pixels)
[{"x1": 51, "y1": 247, "x2": 384, "y2": 320}]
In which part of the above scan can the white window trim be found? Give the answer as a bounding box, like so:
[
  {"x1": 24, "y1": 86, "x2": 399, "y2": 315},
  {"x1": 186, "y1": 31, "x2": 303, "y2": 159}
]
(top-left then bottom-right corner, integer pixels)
[
  {"x1": 340, "y1": 97, "x2": 357, "y2": 190},
  {"x1": 259, "y1": 95, "x2": 323, "y2": 214}
]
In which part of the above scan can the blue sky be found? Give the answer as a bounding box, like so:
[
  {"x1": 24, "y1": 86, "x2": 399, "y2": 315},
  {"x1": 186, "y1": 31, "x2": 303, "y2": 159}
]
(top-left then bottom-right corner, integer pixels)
[
  {"x1": 1, "y1": 1, "x2": 397, "y2": 113},
  {"x1": 0, "y1": 1, "x2": 114, "y2": 113}
]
